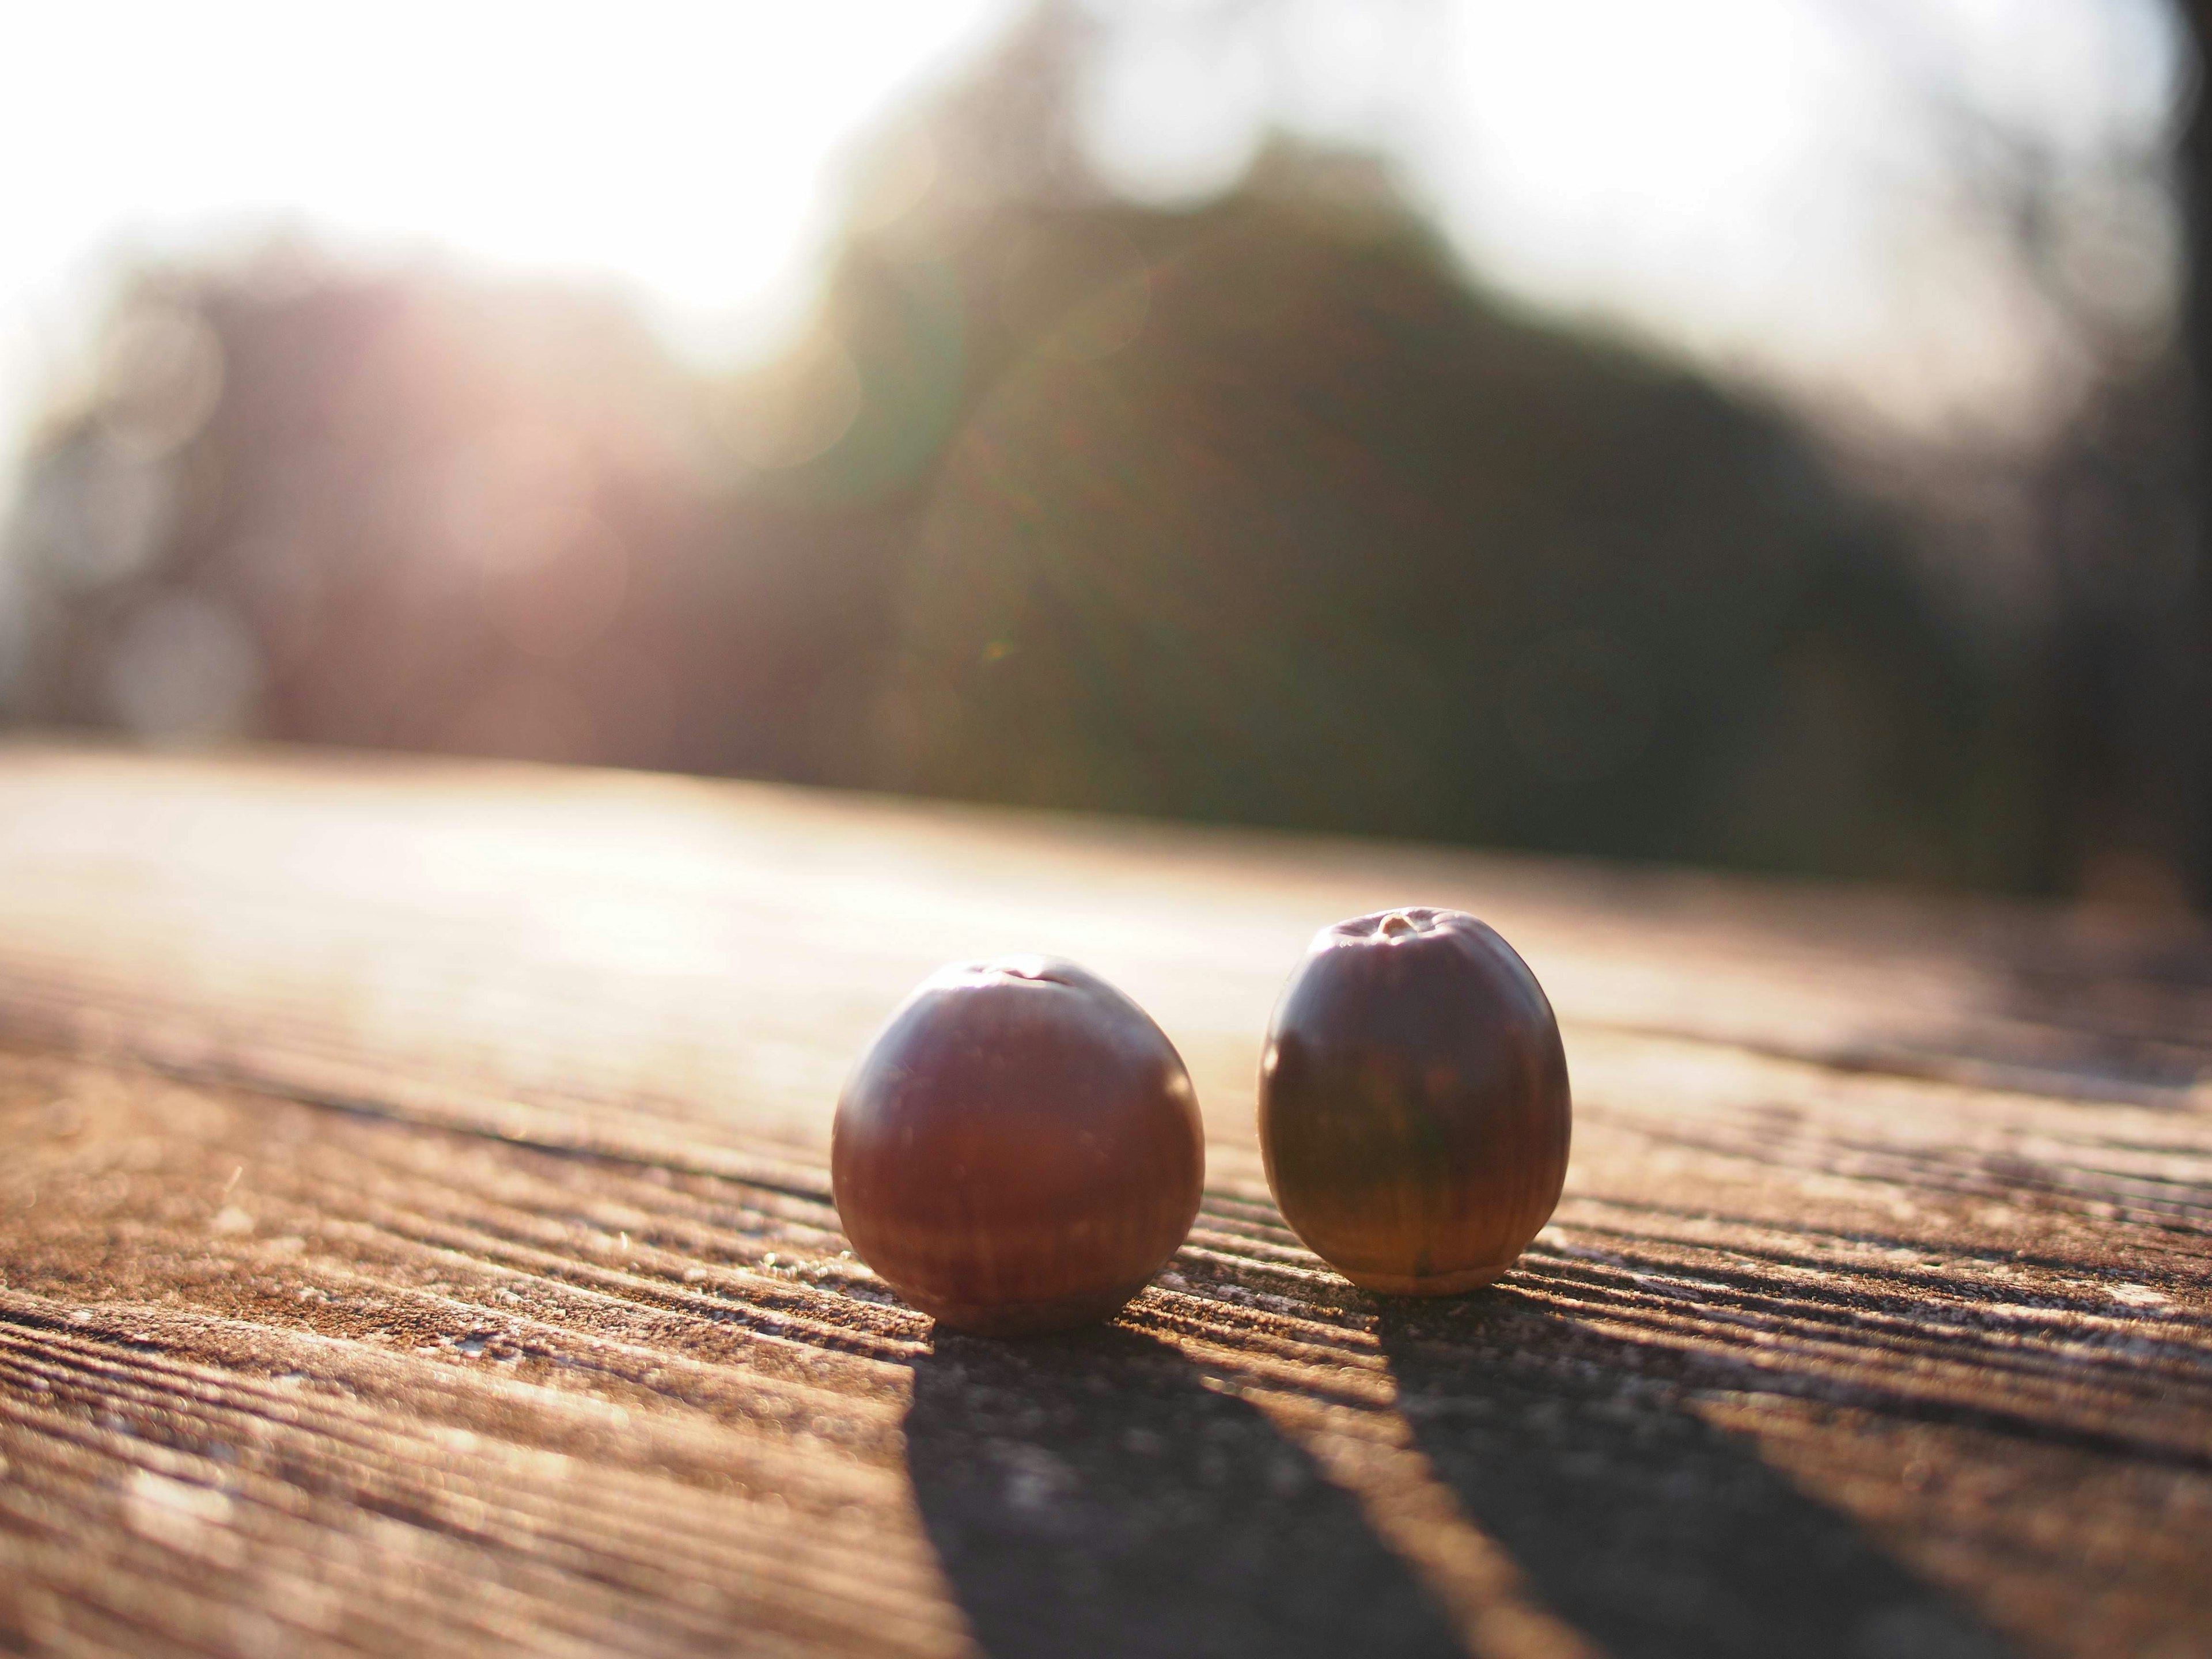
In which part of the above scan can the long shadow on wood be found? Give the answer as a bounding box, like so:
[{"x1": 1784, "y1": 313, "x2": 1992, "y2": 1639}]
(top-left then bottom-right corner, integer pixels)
[
  {"x1": 904, "y1": 1325, "x2": 1462, "y2": 1659},
  {"x1": 1374, "y1": 1298, "x2": 2020, "y2": 1659}
]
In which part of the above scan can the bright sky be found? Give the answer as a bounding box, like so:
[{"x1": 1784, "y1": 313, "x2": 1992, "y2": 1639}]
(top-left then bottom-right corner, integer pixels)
[
  {"x1": 0, "y1": 0, "x2": 2190, "y2": 472},
  {"x1": 0, "y1": 1, "x2": 1021, "y2": 445},
  {"x1": 1080, "y1": 0, "x2": 2188, "y2": 441}
]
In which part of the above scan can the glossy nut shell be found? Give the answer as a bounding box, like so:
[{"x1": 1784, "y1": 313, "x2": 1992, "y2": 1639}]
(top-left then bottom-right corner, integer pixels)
[
  {"x1": 832, "y1": 955, "x2": 1205, "y2": 1335},
  {"x1": 1257, "y1": 908, "x2": 1570, "y2": 1295}
]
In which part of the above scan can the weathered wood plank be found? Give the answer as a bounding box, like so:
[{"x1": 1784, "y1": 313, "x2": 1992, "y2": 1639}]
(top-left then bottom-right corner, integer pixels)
[{"x1": 2, "y1": 744, "x2": 2210, "y2": 1658}]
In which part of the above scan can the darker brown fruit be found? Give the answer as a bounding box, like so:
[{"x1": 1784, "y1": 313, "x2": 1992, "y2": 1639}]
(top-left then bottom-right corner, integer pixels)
[
  {"x1": 1257, "y1": 908, "x2": 1570, "y2": 1294},
  {"x1": 832, "y1": 955, "x2": 1205, "y2": 1335}
]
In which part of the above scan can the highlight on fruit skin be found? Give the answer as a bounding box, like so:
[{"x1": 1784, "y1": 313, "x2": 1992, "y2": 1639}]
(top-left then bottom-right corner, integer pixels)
[
  {"x1": 1257, "y1": 907, "x2": 1570, "y2": 1296},
  {"x1": 831, "y1": 954, "x2": 1205, "y2": 1336}
]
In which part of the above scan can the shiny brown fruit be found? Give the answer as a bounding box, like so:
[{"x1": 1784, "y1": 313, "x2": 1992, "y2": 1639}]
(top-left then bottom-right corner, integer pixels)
[
  {"x1": 832, "y1": 955, "x2": 1205, "y2": 1335},
  {"x1": 1258, "y1": 908, "x2": 1570, "y2": 1295}
]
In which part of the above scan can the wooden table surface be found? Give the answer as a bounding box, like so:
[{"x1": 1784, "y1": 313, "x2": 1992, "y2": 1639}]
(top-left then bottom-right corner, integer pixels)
[{"x1": 0, "y1": 743, "x2": 2207, "y2": 1659}]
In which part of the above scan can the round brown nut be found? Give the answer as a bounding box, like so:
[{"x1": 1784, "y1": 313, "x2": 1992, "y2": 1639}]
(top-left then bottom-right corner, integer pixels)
[
  {"x1": 832, "y1": 955, "x2": 1204, "y2": 1335},
  {"x1": 1258, "y1": 908, "x2": 1570, "y2": 1294}
]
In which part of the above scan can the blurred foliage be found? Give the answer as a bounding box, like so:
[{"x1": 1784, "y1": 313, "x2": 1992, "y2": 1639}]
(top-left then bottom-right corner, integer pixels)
[
  {"x1": 859, "y1": 173, "x2": 2006, "y2": 885},
  {"x1": 0, "y1": 12, "x2": 2160, "y2": 896}
]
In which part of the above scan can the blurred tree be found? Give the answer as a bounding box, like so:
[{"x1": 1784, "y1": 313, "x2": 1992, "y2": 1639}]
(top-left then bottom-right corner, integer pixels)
[
  {"x1": 1748, "y1": 0, "x2": 2210, "y2": 905},
  {"x1": 0, "y1": 2, "x2": 2061, "y2": 894},
  {"x1": 772, "y1": 11, "x2": 2013, "y2": 887},
  {"x1": 0, "y1": 262, "x2": 737, "y2": 768}
]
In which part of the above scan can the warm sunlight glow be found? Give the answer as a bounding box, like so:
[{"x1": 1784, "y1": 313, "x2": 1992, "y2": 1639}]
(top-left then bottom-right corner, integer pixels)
[{"x1": 0, "y1": 1, "x2": 1018, "y2": 439}]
